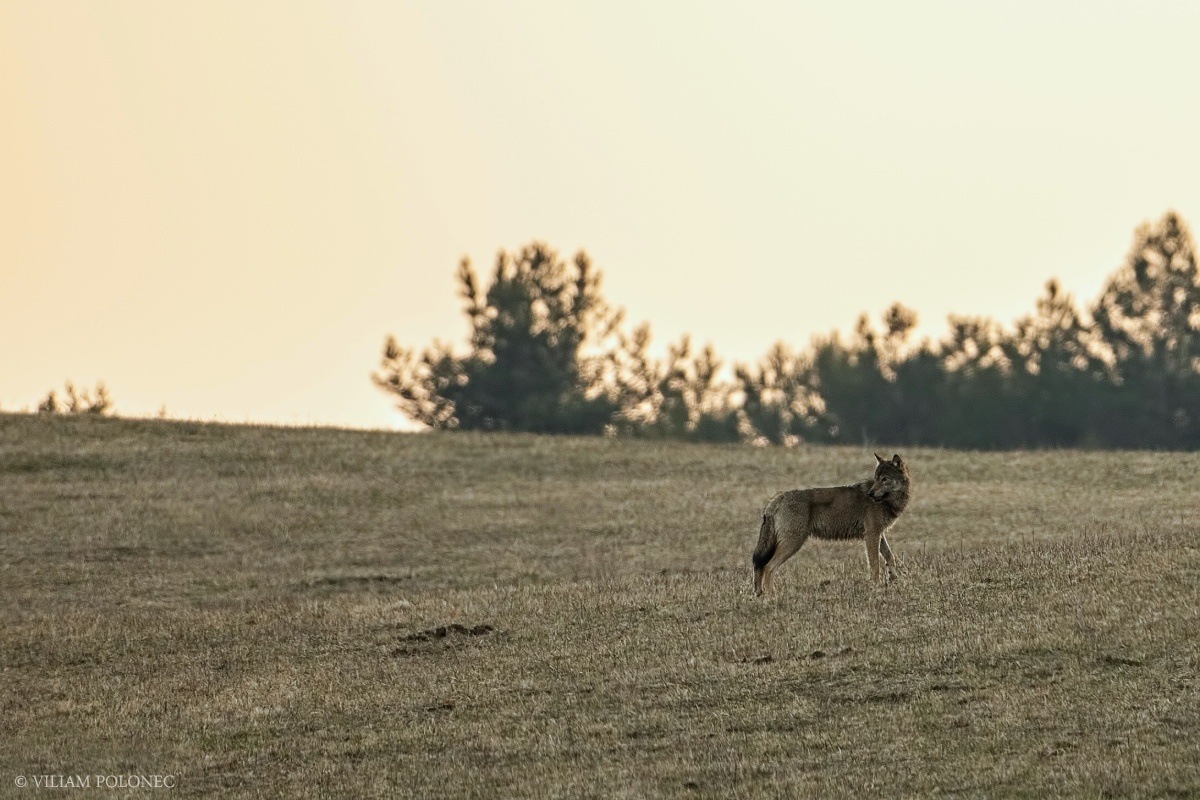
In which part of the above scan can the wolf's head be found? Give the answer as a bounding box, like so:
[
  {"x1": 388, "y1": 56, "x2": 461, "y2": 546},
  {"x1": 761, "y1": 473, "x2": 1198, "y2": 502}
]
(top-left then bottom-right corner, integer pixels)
[{"x1": 868, "y1": 453, "x2": 909, "y2": 503}]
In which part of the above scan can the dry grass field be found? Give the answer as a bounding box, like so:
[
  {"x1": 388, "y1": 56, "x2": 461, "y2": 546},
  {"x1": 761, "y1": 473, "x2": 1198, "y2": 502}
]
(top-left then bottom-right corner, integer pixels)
[{"x1": 2, "y1": 413, "x2": 1199, "y2": 798}]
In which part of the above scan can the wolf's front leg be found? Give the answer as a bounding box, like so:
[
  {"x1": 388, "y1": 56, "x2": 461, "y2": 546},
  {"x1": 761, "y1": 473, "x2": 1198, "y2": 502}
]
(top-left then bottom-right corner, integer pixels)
[
  {"x1": 879, "y1": 534, "x2": 899, "y2": 581},
  {"x1": 865, "y1": 532, "x2": 883, "y2": 584}
]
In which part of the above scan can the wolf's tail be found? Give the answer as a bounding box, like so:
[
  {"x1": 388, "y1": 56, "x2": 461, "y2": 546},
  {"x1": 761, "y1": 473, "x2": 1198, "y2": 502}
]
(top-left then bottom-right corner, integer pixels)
[{"x1": 752, "y1": 513, "x2": 777, "y2": 571}]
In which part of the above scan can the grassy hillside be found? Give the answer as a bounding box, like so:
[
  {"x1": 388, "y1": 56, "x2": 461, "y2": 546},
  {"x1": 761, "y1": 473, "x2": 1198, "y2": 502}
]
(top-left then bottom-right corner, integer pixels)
[{"x1": 2, "y1": 414, "x2": 1198, "y2": 798}]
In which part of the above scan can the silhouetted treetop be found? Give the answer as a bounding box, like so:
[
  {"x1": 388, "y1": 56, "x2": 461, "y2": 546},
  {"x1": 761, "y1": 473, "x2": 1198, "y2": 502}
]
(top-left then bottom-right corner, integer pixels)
[{"x1": 376, "y1": 243, "x2": 623, "y2": 433}]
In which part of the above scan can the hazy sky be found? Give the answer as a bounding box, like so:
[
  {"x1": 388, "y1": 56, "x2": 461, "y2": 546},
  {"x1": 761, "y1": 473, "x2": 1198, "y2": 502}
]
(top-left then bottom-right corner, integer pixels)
[{"x1": 3, "y1": 2, "x2": 1199, "y2": 429}]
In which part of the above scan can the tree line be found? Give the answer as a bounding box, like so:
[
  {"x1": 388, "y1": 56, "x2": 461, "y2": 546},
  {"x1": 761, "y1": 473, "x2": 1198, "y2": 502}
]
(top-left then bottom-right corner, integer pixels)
[{"x1": 375, "y1": 211, "x2": 1200, "y2": 449}]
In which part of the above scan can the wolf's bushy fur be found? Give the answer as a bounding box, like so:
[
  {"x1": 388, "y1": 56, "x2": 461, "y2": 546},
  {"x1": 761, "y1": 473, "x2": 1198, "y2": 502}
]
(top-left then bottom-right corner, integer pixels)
[{"x1": 753, "y1": 453, "x2": 911, "y2": 595}]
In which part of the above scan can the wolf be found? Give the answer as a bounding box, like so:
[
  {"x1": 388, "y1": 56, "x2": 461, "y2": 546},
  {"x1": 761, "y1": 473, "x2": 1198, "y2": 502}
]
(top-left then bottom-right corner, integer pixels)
[{"x1": 752, "y1": 453, "x2": 911, "y2": 595}]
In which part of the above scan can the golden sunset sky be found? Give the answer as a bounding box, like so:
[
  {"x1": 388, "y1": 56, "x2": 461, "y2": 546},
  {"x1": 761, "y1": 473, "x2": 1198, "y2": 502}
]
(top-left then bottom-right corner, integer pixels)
[{"x1": 3, "y1": 2, "x2": 1199, "y2": 428}]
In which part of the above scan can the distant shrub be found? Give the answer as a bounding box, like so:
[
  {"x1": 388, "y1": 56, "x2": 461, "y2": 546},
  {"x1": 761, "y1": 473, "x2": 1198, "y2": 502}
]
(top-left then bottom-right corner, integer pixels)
[{"x1": 38, "y1": 382, "x2": 114, "y2": 416}]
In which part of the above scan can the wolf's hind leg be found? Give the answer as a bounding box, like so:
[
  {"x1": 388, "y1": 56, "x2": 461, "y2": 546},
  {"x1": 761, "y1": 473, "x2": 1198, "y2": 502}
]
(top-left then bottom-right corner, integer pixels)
[{"x1": 761, "y1": 532, "x2": 807, "y2": 595}]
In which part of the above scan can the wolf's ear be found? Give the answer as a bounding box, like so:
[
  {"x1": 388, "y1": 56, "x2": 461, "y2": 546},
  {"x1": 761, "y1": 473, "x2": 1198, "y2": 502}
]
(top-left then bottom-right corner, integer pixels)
[
  {"x1": 875, "y1": 452, "x2": 886, "y2": 465},
  {"x1": 892, "y1": 454, "x2": 904, "y2": 467}
]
